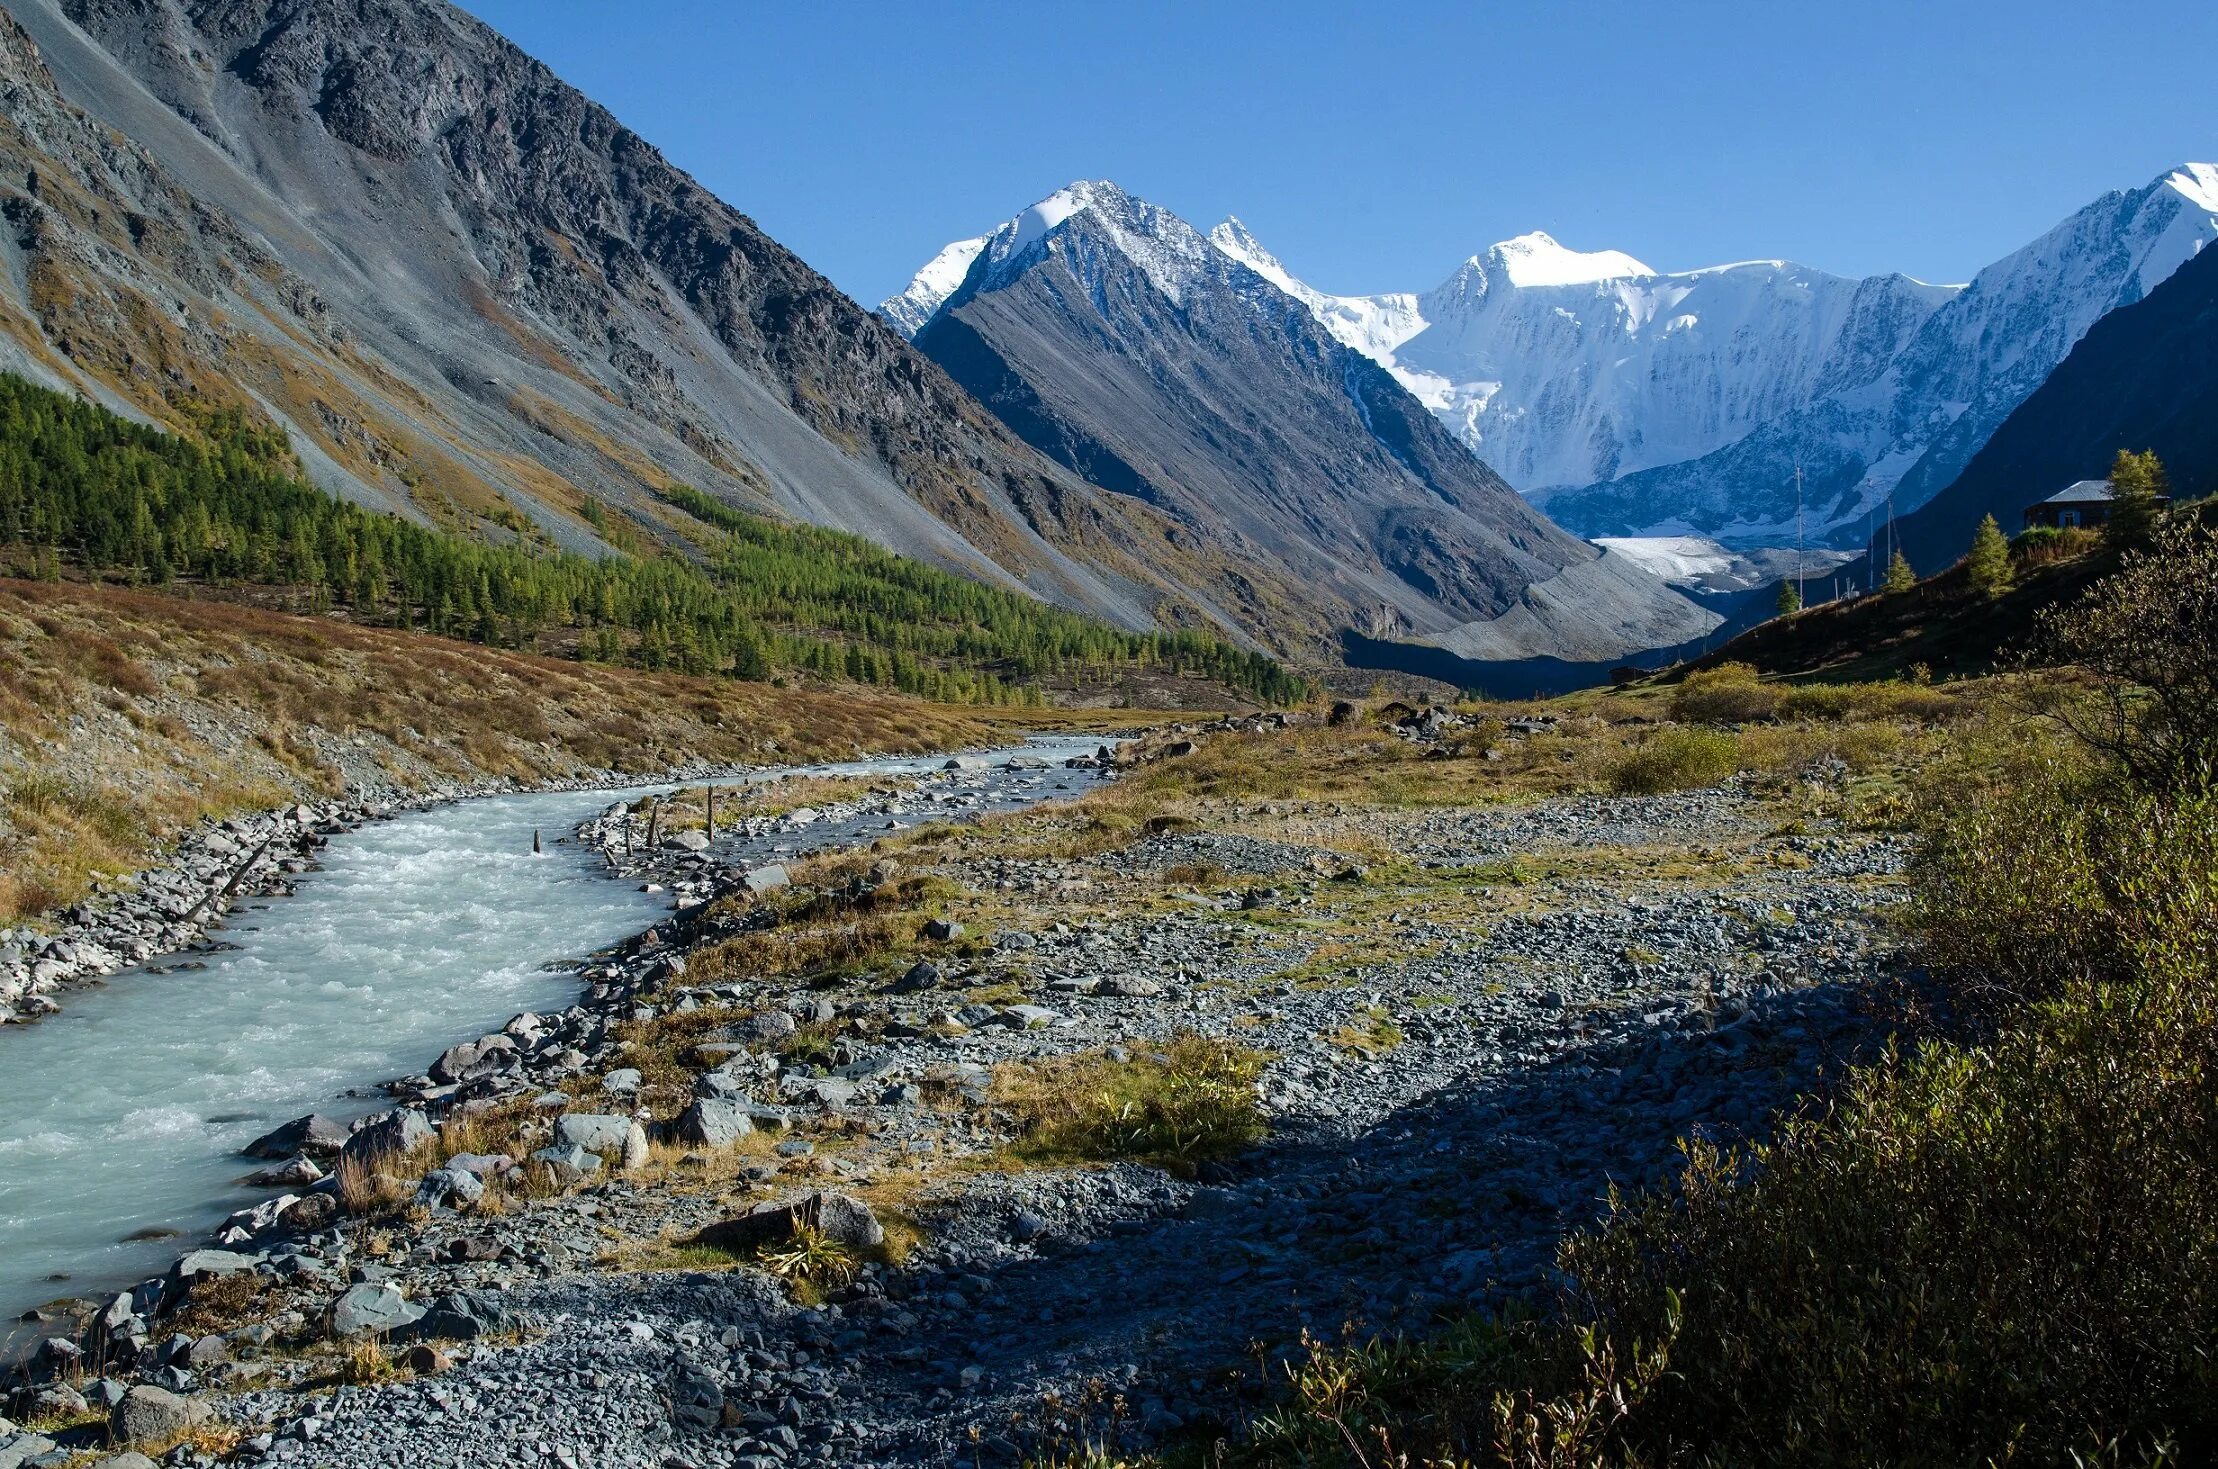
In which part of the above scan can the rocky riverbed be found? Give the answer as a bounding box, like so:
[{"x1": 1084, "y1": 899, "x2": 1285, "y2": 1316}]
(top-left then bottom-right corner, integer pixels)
[{"x1": 1, "y1": 719, "x2": 1921, "y2": 1468}]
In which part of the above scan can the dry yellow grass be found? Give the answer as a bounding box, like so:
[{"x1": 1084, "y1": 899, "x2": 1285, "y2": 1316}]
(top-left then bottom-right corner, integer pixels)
[{"x1": 0, "y1": 578, "x2": 1166, "y2": 923}]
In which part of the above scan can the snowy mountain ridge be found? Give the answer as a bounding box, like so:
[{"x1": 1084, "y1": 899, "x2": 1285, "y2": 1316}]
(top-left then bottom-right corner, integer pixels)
[
  {"x1": 893, "y1": 179, "x2": 1717, "y2": 664},
  {"x1": 888, "y1": 165, "x2": 2218, "y2": 549}
]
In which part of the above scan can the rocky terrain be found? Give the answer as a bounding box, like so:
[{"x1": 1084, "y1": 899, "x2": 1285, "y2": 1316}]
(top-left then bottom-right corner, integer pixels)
[{"x1": 0, "y1": 715, "x2": 1921, "y2": 1468}]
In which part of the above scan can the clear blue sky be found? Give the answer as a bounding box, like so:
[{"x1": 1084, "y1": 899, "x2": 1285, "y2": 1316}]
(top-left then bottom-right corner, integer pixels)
[{"x1": 457, "y1": 0, "x2": 2218, "y2": 307}]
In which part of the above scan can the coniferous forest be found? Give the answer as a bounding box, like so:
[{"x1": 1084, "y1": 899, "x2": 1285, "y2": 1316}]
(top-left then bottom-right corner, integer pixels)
[{"x1": 0, "y1": 374, "x2": 1304, "y2": 705}]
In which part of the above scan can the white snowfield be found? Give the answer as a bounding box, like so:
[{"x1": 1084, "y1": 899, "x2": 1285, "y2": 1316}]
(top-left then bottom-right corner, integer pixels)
[{"x1": 888, "y1": 165, "x2": 2218, "y2": 548}]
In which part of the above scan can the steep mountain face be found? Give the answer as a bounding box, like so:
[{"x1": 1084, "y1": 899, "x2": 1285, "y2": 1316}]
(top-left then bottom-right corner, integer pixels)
[
  {"x1": 0, "y1": 0, "x2": 1276, "y2": 638},
  {"x1": 1206, "y1": 167, "x2": 2218, "y2": 548},
  {"x1": 1889, "y1": 237, "x2": 2218, "y2": 574},
  {"x1": 893, "y1": 182, "x2": 1716, "y2": 663}
]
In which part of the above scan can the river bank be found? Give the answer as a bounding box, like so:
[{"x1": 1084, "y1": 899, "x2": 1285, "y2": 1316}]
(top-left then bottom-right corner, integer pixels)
[
  {"x1": 0, "y1": 705, "x2": 1928, "y2": 1468},
  {"x1": 0, "y1": 736, "x2": 1127, "y2": 1334}
]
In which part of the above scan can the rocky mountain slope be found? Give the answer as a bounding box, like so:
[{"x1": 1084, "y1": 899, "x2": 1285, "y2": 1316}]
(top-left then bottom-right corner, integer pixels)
[
  {"x1": 1192, "y1": 166, "x2": 2218, "y2": 548},
  {"x1": 0, "y1": 0, "x2": 1310, "y2": 642},
  {"x1": 1890, "y1": 234, "x2": 2218, "y2": 574},
  {"x1": 891, "y1": 182, "x2": 1715, "y2": 663}
]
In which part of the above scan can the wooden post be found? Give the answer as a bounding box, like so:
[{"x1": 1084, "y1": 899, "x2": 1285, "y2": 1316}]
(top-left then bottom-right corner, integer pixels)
[
  {"x1": 705, "y1": 785, "x2": 715, "y2": 840},
  {"x1": 647, "y1": 800, "x2": 661, "y2": 851},
  {"x1": 532, "y1": 828, "x2": 542, "y2": 855}
]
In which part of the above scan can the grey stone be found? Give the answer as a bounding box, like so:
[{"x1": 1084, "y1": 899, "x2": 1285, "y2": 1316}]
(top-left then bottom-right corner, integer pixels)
[
  {"x1": 414, "y1": 1167, "x2": 485, "y2": 1209},
  {"x1": 110, "y1": 1385, "x2": 210, "y2": 1447},
  {"x1": 601, "y1": 1067, "x2": 643, "y2": 1096},
  {"x1": 675, "y1": 1098, "x2": 754, "y2": 1148},
  {"x1": 666, "y1": 829, "x2": 711, "y2": 852},
  {"x1": 552, "y1": 1113, "x2": 638, "y2": 1156},
  {"x1": 529, "y1": 1143, "x2": 603, "y2": 1184},
  {"x1": 741, "y1": 864, "x2": 791, "y2": 895},
  {"x1": 0, "y1": 1432, "x2": 58, "y2": 1469},
  {"x1": 331, "y1": 1282, "x2": 425, "y2": 1338},
  {"x1": 244, "y1": 1114, "x2": 349, "y2": 1160},
  {"x1": 699, "y1": 1191, "x2": 883, "y2": 1254},
  {"x1": 340, "y1": 1109, "x2": 435, "y2": 1166}
]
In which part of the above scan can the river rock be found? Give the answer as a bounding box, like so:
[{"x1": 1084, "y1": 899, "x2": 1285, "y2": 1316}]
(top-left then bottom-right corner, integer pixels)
[
  {"x1": 331, "y1": 1282, "x2": 425, "y2": 1338},
  {"x1": 87, "y1": 1453, "x2": 159, "y2": 1469},
  {"x1": 110, "y1": 1385, "x2": 210, "y2": 1446},
  {"x1": 552, "y1": 1113, "x2": 632, "y2": 1153},
  {"x1": 601, "y1": 1067, "x2": 643, "y2": 1096},
  {"x1": 283, "y1": 1192, "x2": 339, "y2": 1233},
  {"x1": 675, "y1": 1098, "x2": 753, "y2": 1148},
  {"x1": 244, "y1": 1114, "x2": 349, "y2": 1160},
  {"x1": 529, "y1": 1143, "x2": 602, "y2": 1184},
  {"x1": 699, "y1": 1191, "x2": 883, "y2": 1254},
  {"x1": 166, "y1": 1249, "x2": 255, "y2": 1299},
  {"x1": 740, "y1": 864, "x2": 790, "y2": 895},
  {"x1": 0, "y1": 1431, "x2": 58, "y2": 1469},
  {"x1": 246, "y1": 1156, "x2": 323, "y2": 1187},
  {"x1": 396, "y1": 1290, "x2": 514, "y2": 1343},
  {"x1": 415, "y1": 1167, "x2": 484, "y2": 1209},
  {"x1": 341, "y1": 1109, "x2": 435, "y2": 1166},
  {"x1": 666, "y1": 829, "x2": 711, "y2": 852}
]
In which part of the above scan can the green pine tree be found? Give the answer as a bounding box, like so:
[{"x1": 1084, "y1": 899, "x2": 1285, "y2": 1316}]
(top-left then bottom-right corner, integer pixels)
[
  {"x1": 2105, "y1": 447, "x2": 2169, "y2": 551},
  {"x1": 1967, "y1": 513, "x2": 2013, "y2": 597},
  {"x1": 1775, "y1": 578, "x2": 1803, "y2": 615},
  {"x1": 1884, "y1": 550, "x2": 1916, "y2": 594}
]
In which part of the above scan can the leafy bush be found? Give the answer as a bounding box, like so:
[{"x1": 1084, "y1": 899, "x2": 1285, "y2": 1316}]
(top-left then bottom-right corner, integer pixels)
[
  {"x1": 1554, "y1": 777, "x2": 2218, "y2": 1467},
  {"x1": 995, "y1": 1033, "x2": 1268, "y2": 1175},
  {"x1": 1608, "y1": 728, "x2": 1741, "y2": 794},
  {"x1": 1668, "y1": 662, "x2": 1779, "y2": 724},
  {"x1": 2036, "y1": 515, "x2": 2218, "y2": 788}
]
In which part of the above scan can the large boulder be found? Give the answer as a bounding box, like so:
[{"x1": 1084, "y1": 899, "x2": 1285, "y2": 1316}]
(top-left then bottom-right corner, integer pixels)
[
  {"x1": 340, "y1": 1109, "x2": 435, "y2": 1167},
  {"x1": 395, "y1": 1290, "x2": 515, "y2": 1343},
  {"x1": 330, "y1": 1282, "x2": 425, "y2": 1338},
  {"x1": 698, "y1": 1192, "x2": 883, "y2": 1255},
  {"x1": 674, "y1": 1098, "x2": 753, "y2": 1148},
  {"x1": 243, "y1": 1114, "x2": 349, "y2": 1160},
  {"x1": 109, "y1": 1385, "x2": 210, "y2": 1447}
]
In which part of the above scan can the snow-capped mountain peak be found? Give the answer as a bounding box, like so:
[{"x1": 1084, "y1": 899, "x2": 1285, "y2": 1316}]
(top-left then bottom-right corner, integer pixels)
[
  {"x1": 1482, "y1": 231, "x2": 1652, "y2": 287},
  {"x1": 882, "y1": 180, "x2": 1217, "y2": 334},
  {"x1": 880, "y1": 234, "x2": 988, "y2": 337}
]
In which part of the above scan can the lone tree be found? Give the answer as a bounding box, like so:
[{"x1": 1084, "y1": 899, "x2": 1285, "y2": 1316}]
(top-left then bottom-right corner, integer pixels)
[
  {"x1": 2105, "y1": 447, "x2": 2170, "y2": 551},
  {"x1": 1967, "y1": 514, "x2": 2013, "y2": 597},
  {"x1": 1884, "y1": 550, "x2": 1917, "y2": 593},
  {"x1": 1775, "y1": 578, "x2": 1802, "y2": 615}
]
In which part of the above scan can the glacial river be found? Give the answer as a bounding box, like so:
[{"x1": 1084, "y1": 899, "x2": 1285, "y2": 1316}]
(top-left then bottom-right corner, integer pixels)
[{"x1": 0, "y1": 736, "x2": 1110, "y2": 1333}]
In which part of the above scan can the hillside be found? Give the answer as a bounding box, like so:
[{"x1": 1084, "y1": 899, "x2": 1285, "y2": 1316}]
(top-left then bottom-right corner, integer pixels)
[
  {"x1": 0, "y1": 371, "x2": 1302, "y2": 704},
  {"x1": 0, "y1": 0, "x2": 1302, "y2": 645},
  {"x1": 1889, "y1": 237, "x2": 2218, "y2": 575}
]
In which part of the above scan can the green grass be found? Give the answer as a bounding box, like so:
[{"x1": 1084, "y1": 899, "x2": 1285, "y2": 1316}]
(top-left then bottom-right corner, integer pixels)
[{"x1": 994, "y1": 1033, "x2": 1269, "y2": 1176}]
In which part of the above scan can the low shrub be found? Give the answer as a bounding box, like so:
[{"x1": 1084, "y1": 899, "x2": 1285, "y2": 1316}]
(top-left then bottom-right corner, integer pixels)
[
  {"x1": 1668, "y1": 662, "x2": 1779, "y2": 723},
  {"x1": 1608, "y1": 728, "x2": 1740, "y2": 794}
]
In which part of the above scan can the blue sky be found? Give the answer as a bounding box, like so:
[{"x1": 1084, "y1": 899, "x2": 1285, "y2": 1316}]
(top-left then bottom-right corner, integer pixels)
[{"x1": 458, "y1": 0, "x2": 2218, "y2": 307}]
